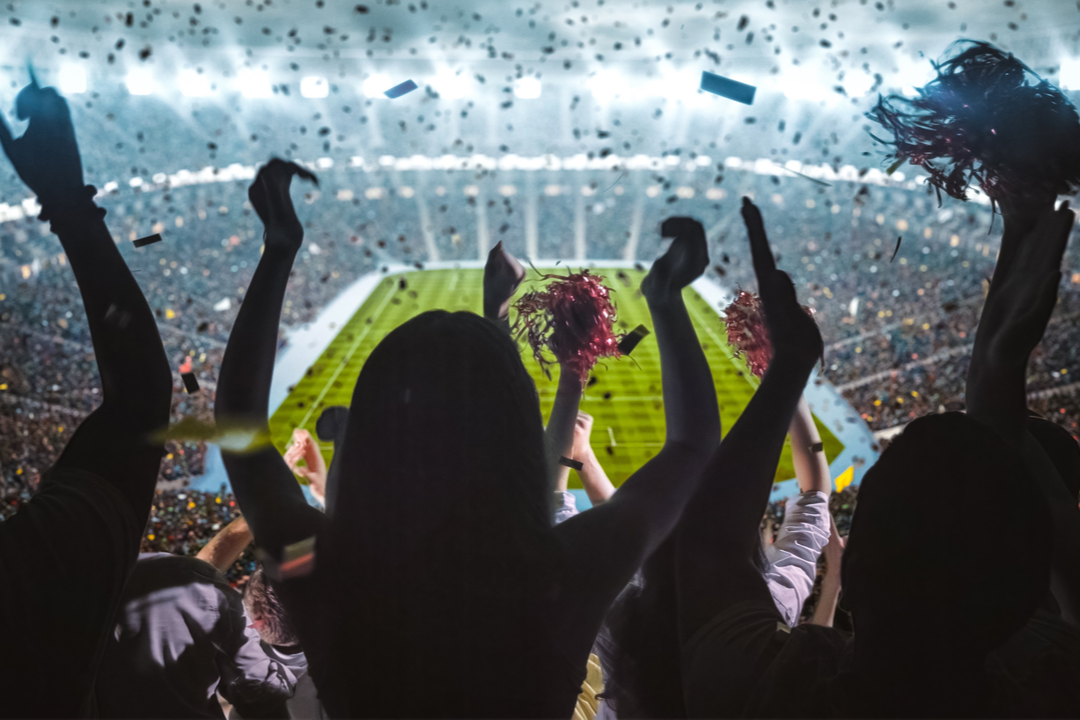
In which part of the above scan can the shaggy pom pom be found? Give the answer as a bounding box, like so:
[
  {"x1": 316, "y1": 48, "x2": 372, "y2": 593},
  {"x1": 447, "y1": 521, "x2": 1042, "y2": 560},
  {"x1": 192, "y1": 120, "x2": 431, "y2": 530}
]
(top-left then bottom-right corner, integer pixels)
[
  {"x1": 866, "y1": 40, "x2": 1080, "y2": 203},
  {"x1": 724, "y1": 291, "x2": 817, "y2": 378},
  {"x1": 724, "y1": 291, "x2": 774, "y2": 378},
  {"x1": 513, "y1": 269, "x2": 623, "y2": 387}
]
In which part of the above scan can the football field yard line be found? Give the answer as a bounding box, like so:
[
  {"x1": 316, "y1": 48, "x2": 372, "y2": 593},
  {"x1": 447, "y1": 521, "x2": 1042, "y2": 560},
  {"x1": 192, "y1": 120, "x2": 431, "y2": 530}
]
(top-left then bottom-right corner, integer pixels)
[{"x1": 295, "y1": 279, "x2": 397, "y2": 430}]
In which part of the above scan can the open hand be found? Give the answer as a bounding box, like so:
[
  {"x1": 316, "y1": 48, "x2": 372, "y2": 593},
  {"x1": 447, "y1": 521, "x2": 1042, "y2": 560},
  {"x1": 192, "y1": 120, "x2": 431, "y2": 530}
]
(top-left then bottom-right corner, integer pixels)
[
  {"x1": 641, "y1": 216, "x2": 709, "y2": 304},
  {"x1": 283, "y1": 428, "x2": 328, "y2": 501},
  {"x1": 483, "y1": 240, "x2": 526, "y2": 322},
  {"x1": 0, "y1": 79, "x2": 85, "y2": 208},
  {"x1": 248, "y1": 158, "x2": 318, "y2": 252},
  {"x1": 741, "y1": 198, "x2": 823, "y2": 370}
]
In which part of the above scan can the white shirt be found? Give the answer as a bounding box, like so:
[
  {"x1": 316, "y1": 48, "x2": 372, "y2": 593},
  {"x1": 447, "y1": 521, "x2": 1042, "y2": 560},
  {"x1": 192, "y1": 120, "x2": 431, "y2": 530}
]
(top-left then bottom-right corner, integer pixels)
[{"x1": 763, "y1": 490, "x2": 832, "y2": 627}]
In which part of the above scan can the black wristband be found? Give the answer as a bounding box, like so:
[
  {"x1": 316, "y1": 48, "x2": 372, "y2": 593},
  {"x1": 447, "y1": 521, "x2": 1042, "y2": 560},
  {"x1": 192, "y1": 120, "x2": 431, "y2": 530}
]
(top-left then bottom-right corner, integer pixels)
[{"x1": 808, "y1": 442, "x2": 824, "y2": 453}]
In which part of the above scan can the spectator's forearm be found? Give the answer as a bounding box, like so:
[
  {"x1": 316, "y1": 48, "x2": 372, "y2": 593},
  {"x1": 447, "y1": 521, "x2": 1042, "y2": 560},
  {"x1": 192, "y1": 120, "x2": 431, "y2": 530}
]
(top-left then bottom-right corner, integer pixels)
[
  {"x1": 544, "y1": 370, "x2": 583, "y2": 491},
  {"x1": 789, "y1": 395, "x2": 832, "y2": 496},
  {"x1": 811, "y1": 574, "x2": 842, "y2": 627},
  {"x1": 196, "y1": 516, "x2": 254, "y2": 574},
  {"x1": 579, "y1": 453, "x2": 616, "y2": 505}
]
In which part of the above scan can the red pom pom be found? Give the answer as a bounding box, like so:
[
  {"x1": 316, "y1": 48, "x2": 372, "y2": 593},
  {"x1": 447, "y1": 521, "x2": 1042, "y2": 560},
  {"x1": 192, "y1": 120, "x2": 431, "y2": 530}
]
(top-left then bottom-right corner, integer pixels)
[
  {"x1": 723, "y1": 290, "x2": 818, "y2": 378},
  {"x1": 512, "y1": 269, "x2": 623, "y2": 387},
  {"x1": 724, "y1": 291, "x2": 773, "y2": 379}
]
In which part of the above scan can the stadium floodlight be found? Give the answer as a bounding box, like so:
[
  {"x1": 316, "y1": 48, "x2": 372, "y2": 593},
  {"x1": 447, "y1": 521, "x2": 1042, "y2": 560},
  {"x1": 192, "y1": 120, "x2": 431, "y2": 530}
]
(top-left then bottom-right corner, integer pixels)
[
  {"x1": 587, "y1": 70, "x2": 627, "y2": 102},
  {"x1": 1060, "y1": 58, "x2": 1080, "y2": 91},
  {"x1": 513, "y1": 76, "x2": 542, "y2": 99},
  {"x1": 126, "y1": 67, "x2": 154, "y2": 95},
  {"x1": 778, "y1": 64, "x2": 822, "y2": 101},
  {"x1": 894, "y1": 56, "x2": 935, "y2": 96},
  {"x1": 238, "y1": 68, "x2": 273, "y2": 98},
  {"x1": 842, "y1": 69, "x2": 875, "y2": 98},
  {"x1": 179, "y1": 69, "x2": 212, "y2": 97},
  {"x1": 431, "y1": 69, "x2": 470, "y2": 100},
  {"x1": 363, "y1": 73, "x2": 393, "y2": 98},
  {"x1": 301, "y1": 75, "x2": 329, "y2": 98},
  {"x1": 59, "y1": 64, "x2": 87, "y2": 94}
]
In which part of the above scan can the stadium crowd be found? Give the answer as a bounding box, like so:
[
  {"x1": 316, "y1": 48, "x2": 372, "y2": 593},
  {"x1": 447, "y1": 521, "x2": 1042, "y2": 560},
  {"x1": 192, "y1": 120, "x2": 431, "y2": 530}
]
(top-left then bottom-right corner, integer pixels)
[{"x1": 1, "y1": 30, "x2": 1080, "y2": 719}]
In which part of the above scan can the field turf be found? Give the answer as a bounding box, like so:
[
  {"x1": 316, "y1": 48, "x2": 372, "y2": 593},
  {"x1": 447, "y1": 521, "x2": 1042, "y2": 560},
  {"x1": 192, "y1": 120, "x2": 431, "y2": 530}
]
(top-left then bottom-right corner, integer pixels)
[{"x1": 269, "y1": 268, "x2": 843, "y2": 488}]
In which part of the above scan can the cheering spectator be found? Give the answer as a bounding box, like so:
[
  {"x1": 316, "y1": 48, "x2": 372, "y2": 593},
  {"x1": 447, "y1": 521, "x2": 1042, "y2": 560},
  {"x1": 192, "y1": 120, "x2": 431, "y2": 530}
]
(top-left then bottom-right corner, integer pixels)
[
  {"x1": 0, "y1": 79, "x2": 173, "y2": 717},
  {"x1": 213, "y1": 156, "x2": 720, "y2": 717},
  {"x1": 95, "y1": 516, "x2": 303, "y2": 719}
]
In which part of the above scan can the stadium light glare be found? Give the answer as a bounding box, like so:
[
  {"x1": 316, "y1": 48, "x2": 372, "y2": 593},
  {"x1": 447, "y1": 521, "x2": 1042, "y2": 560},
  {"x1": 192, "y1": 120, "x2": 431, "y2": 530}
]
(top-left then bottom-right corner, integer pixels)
[
  {"x1": 894, "y1": 56, "x2": 935, "y2": 96},
  {"x1": 588, "y1": 70, "x2": 627, "y2": 102},
  {"x1": 1060, "y1": 58, "x2": 1080, "y2": 91},
  {"x1": 513, "y1": 76, "x2": 542, "y2": 99},
  {"x1": 431, "y1": 70, "x2": 471, "y2": 100},
  {"x1": 179, "y1": 69, "x2": 212, "y2": 97},
  {"x1": 125, "y1": 68, "x2": 154, "y2": 95},
  {"x1": 363, "y1": 73, "x2": 393, "y2": 98},
  {"x1": 301, "y1": 76, "x2": 329, "y2": 98},
  {"x1": 238, "y1": 68, "x2": 273, "y2": 98},
  {"x1": 59, "y1": 64, "x2": 87, "y2": 94},
  {"x1": 843, "y1": 70, "x2": 875, "y2": 98},
  {"x1": 778, "y1": 65, "x2": 823, "y2": 101}
]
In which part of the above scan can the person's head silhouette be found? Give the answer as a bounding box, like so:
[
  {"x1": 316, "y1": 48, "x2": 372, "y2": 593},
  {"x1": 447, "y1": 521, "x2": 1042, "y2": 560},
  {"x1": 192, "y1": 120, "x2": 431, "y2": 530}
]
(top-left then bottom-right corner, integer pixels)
[{"x1": 840, "y1": 412, "x2": 1052, "y2": 713}]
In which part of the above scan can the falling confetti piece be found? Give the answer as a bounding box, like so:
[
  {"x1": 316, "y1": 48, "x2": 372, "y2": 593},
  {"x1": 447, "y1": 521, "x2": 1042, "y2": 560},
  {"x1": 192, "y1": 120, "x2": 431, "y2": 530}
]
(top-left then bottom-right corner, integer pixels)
[
  {"x1": 616, "y1": 324, "x2": 651, "y2": 356},
  {"x1": 133, "y1": 233, "x2": 163, "y2": 248},
  {"x1": 700, "y1": 71, "x2": 757, "y2": 105},
  {"x1": 559, "y1": 456, "x2": 584, "y2": 471},
  {"x1": 181, "y1": 372, "x2": 200, "y2": 394},
  {"x1": 384, "y1": 79, "x2": 418, "y2": 98}
]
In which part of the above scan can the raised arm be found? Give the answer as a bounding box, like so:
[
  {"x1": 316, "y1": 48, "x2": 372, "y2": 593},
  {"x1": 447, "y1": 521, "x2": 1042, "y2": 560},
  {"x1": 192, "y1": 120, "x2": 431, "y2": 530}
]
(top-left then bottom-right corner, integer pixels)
[
  {"x1": 550, "y1": 216, "x2": 720, "y2": 631},
  {"x1": 573, "y1": 412, "x2": 616, "y2": 505},
  {"x1": 196, "y1": 516, "x2": 254, "y2": 575},
  {"x1": 675, "y1": 198, "x2": 824, "y2": 645},
  {"x1": 215, "y1": 160, "x2": 324, "y2": 555},
  {"x1": 0, "y1": 80, "x2": 172, "y2": 517},
  {"x1": 790, "y1": 396, "x2": 831, "y2": 496},
  {"x1": 810, "y1": 523, "x2": 845, "y2": 628},
  {"x1": 965, "y1": 197, "x2": 1080, "y2": 628}
]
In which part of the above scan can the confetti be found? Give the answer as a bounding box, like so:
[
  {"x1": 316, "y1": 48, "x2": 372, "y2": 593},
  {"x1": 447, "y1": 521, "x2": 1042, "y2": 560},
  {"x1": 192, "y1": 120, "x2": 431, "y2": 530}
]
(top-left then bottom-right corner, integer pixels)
[
  {"x1": 133, "y1": 233, "x2": 163, "y2": 248},
  {"x1": 181, "y1": 372, "x2": 200, "y2": 394},
  {"x1": 384, "y1": 79, "x2": 418, "y2": 98},
  {"x1": 700, "y1": 71, "x2": 757, "y2": 105},
  {"x1": 890, "y1": 236, "x2": 902, "y2": 263},
  {"x1": 559, "y1": 456, "x2": 584, "y2": 471},
  {"x1": 616, "y1": 324, "x2": 651, "y2": 356}
]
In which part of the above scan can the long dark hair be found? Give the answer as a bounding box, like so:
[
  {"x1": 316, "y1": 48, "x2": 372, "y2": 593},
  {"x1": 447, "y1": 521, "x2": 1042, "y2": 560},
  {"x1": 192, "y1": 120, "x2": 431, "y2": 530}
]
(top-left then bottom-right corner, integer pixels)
[{"x1": 321, "y1": 310, "x2": 560, "y2": 714}]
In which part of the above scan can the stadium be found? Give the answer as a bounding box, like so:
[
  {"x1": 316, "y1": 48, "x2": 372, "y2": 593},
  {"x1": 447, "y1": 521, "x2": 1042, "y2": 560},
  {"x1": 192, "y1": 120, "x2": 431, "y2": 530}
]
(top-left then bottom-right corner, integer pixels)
[{"x1": 2, "y1": 1, "x2": 1080, "y2": 716}]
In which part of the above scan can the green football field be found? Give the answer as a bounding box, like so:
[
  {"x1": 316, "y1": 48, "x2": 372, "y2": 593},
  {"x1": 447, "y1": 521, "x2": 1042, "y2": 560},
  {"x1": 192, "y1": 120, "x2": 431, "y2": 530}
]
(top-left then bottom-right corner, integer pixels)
[{"x1": 269, "y1": 268, "x2": 842, "y2": 488}]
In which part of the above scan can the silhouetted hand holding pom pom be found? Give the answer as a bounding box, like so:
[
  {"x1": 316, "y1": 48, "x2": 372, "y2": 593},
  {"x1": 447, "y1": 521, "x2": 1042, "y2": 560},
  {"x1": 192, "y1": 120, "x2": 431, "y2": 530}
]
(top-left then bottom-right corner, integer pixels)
[
  {"x1": 513, "y1": 269, "x2": 622, "y2": 387},
  {"x1": 867, "y1": 40, "x2": 1080, "y2": 205},
  {"x1": 723, "y1": 290, "x2": 817, "y2": 379}
]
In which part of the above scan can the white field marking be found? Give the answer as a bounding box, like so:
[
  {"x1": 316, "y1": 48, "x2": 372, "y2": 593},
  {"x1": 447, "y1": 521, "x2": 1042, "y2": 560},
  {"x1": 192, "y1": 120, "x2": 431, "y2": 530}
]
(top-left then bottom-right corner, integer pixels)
[
  {"x1": 607, "y1": 426, "x2": 617, "y2": 445},
  {"x1": 295, "y1": 278, "x2": 399, "y2": 429},
  {"x1": 448, "y1": 269, "x2": 460, "y2": 293}
]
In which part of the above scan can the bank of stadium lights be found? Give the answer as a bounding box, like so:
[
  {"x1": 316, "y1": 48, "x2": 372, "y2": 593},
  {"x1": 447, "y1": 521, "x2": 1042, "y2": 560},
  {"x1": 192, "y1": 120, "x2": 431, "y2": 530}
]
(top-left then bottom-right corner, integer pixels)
[
  {"x1": 587, "y1": 70, "x2": 628, "y2": 102},
  {"x1": 431, "y1": 69, "x2": 471, "y2": 99},
  {"x1": 179, "y1": 69, "x2": 212, "y2": 97},
  {"x1": 778, "y1": 64, "x2": 824, "y2": 101},
  {"x1": 842, "y1": 70, "x2": 875, "y2": 99},
  {"x1": 237, "y1": 68, "x2": 273, "y2": 98},
  {"x1": 362, "y1": 73, "x2": 393, "y2": 98},
  {"x1": 58, "y1": 64, "x2": 86, "y2": 94},
  {"x1": 301, "y1": 76, "x2": 329, "y2": 98},
  {"x1": 513, "y1": 76, "x2": 542, "y2": 99},
  {"x1": 1060, "y1": 58, "x2": 1080, "y2": 91},
  {"x1": 125, "y1": 68, "x2": 154, "y2": 95}
]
